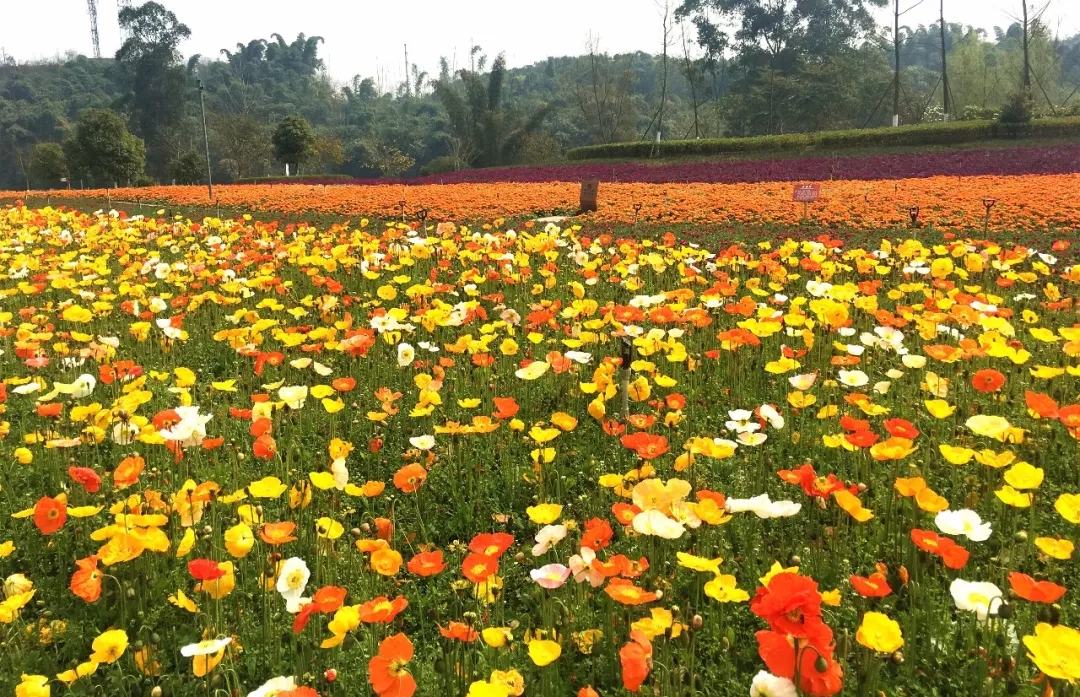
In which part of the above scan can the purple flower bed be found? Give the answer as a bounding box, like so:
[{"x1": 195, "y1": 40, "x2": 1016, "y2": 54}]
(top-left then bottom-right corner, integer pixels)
[{"x1": 262, "y1": 143, "x2": 1077, "y2": 187}]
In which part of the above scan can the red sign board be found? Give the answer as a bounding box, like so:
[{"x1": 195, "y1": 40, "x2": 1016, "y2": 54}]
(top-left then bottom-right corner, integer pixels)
[{"x1": 792, "y1": 184, "x2": 821, "y2": 202}]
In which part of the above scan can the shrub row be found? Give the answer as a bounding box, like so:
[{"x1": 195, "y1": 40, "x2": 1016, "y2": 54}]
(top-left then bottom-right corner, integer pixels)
[
  {"x1": 566, "y1": 117, "x2": 1080, "y2": 161},
  {"x1": 234, "y1": 174, "x2": 355, "y2": 185}
]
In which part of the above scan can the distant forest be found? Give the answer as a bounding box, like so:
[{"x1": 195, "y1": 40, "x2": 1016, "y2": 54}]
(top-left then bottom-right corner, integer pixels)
[{"x1": 1, "y1": 0, "x2": 1078, "y2": 188}]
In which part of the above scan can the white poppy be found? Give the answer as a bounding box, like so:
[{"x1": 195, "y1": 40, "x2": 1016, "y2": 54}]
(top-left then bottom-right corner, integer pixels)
[
  {"x1": 409, "y1": 435, "x2": 435, "y2": 451},
  {"x1": 750, "y1": 671, "x2": 798, "y2": 697},
  {"x1": 950, "y1": 579, "x2": 1004, "y2": 620},
  {"x1": 838, "y1": 369, "x2": 869, "y2": 387},
  {"x1": 935, "y1": 509, "x2": 992, "y2": 542},
  {"x1": 181, "y1": 636, "x2": 232, "y2": 657}
]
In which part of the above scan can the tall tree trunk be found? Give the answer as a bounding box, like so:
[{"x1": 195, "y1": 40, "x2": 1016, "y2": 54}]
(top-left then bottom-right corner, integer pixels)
[
  {"x1": 940, "y1": 0, "x2": 951, "y2": 118},
  {"x1": 893, "y1": 0, "x2": 901, "y2": 126}
]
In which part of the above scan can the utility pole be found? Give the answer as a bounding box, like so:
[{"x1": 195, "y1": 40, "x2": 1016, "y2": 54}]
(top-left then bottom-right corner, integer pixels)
[
  {"x1": 893, "y1": 0, "x2": 901, "y2": 126},
  {"x1": 197, "y1": 77, "x2": 213, "y2": 199},
  {"x1": 1021, "y1": 0, "x2": 1031, "y2": 91},
  {"x1": 940, "y1": 0, "x2": 951, "y2": 119}
]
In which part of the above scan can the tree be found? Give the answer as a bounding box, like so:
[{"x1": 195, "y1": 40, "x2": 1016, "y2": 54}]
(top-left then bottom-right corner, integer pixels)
[
  {"x1": 169, "y1": 150, "x2": 204, "y2": 184},
  {"x1": 28, "y1": 142, "x2": 67, "y2": 187},
  {"x1": 434, "y1": 52, "x2": 552, "y2": 168},
  {"x1": 572, "y1": 35, "x2": 636, "y2": 144},
  {"x1": 211, "y1": 113, "x2": 271, "y2": 178},
  {"x1": 271, "y1": 115, "x2": 316, "y2": 174},
  {"x1": 115, "y1": 2, "x2": 192, "y2": 179},
  {"x1": 63, "y1": 108, "x2": 146, "y2": 186}
]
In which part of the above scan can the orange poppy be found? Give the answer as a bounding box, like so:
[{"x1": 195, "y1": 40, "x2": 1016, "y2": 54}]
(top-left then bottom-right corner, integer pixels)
[
  {"x1": 620, "y1": 629, "x2": 653, "y2": 692},
  {"x1": 1008, "y1": 572, "x2": 1067, "y2": 603},
  {"x1": 604, "y1": 578, "x2": 657, "y2": 605},
  {"x1": 462, "y1": 553, "x2": 499, "y2": 583},
  {"x1": 407, "y1": 550, "x2": 446, "y2": 577},
  {"x1": 612, "y1": 502, "x2": 642, "y2": 526},
  {"x1": 368, "y1": 633, "x2": 416, "y2": 697},
  {"x1": 883, "y1": 418, "x2": 919, "y2": 439},
  {"x1": 1025, "y1": 390, "x2": 1059, "y2": 418},
  {"x1": 492, "y1": 397, "x2": 519, "y2": 420},
  {"x1": 371, "y1": 548, "x2": 403, "y2": 576},
  {"x1": 971, "y1": 369, "x2": 1006, "y2": 393},
  {"x1": 253, "y1": 434, "x2": 277, "y2": 460},
  {"x1": 70, "y1": 555, "x2": 102, "y2": 602},
  {"x1": 359, "y1": 595, "x2": 409, "y2": 624},
  {"x1": 259, "y1": 521, "x2": 298, "y2": 546},
  {"x1": 393, "y1": 463, "x2": 428, "y2": 493},
  {"x1": 113, "y1": 455, "x2": 145, "y2": 488},
  {"x1": 36, "y1": 402, "x2": 63, "y2": 418},
  {"x1": 34, "y1": 495, "x2": 67, "y2": 535},
  {"x1": 438, "y1": 621, "x2": 479, "y2": 642},
  {"x1": 332, "y1": 377, "x2": 356, "y2": 392},
  {"x1": 850, "y1": 572, "x2": 892, "y2": 597}
]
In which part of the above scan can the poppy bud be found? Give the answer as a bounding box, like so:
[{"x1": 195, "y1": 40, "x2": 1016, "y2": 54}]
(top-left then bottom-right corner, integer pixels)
[
  {"x1": 891, "y1": 651, "x2": 904, "y2": 665},
  {"x1": 324, "y1": 669, "x2": 337, "y2": 682},
  {"x1": 788, "y1": 555, "x2": 801, "y2": 566},
  {"x1": 691, "y1": 614, "x2": 703, "y2": 630},
  {"x1": 815, "y1": 656, "x2": 829, "y2": 673},
  {"x1": 151, "y1": 687, "x2": 163, "y2": 697},
  {"x1": 151, "y1": 633, "x2": 161, "y2": 644},
  {"x1": 1014, "y1": 530, "x2": 1028, "y2": 541},
  {"x1": 998, "y1": 604, "x2": 1014, "y2": 620},
  {"x1": 351, "y1": 528, "x2": 362, "y2": 538}
]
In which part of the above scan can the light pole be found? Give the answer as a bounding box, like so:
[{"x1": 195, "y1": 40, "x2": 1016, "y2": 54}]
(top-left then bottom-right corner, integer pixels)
[{"x1": 197, "y1": 76, "x2": 213, "y2": 199}]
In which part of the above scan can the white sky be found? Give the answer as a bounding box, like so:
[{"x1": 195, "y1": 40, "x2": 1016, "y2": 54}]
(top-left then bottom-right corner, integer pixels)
[{"x1": 2, "y1": 0, "x2": 1076, "y2": 86}]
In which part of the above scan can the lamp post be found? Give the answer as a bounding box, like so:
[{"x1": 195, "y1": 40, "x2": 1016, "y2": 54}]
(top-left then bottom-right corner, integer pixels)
[{"x1": 197, "y1": 76, "x2": 213, "y2": 200}]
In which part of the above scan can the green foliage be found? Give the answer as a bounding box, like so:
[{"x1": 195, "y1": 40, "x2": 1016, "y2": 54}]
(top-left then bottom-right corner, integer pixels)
[
  {"x1": 63, "y1": 108, "x2": 146, "y2": 186},
  {"x1": 169, "y1": 150, "x2": 204, "y2": 184},
  {"x1": 28, "y1": 142, "x2": 67, "y2": 187},
  {"x1": 271, "y1": 115, "x2": 316, "y2": 173},
  {"x1": 999, "y1": 91, "x2": 1036, "y2": 126},
  {"x1": 567, "y1": 116, "x2": 1080, "y2": 160}
]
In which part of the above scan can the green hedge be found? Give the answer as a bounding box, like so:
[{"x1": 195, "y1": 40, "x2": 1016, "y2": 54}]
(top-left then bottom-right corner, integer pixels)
[
  {"x1": 566, "y1": 117, "x2": 1080, "y2": 160},
  {"x1": 233, "y1": 174, "x2": 355, "y2": 185}
]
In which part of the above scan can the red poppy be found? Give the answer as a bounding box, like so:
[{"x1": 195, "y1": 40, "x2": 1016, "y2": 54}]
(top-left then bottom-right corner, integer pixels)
[
  {"x1": 844, "y1": 430, "x2": 879, "y2": 448},
  {"x1": 883, "y1": 418, "x2": 920, "y2": 439},
  {"x1": 68, "y1": 467, "x2": 102, "y2": 494},
  {"x1": 407, "y1": 550, "x2": 446, "y2": 577},
  {"x1": 971, "y1": 369, "x2": 1006, "y2": 393},
  {"x1": 850, "y1": 572, "x2": 892, "y2": 598},
  {"x1": 188, "y1": 559, "x2": 225, "y2": 581},
  {"x1": 33, "y1": 496, "x2": 67, "y2": 535},
  {"x1": 619, "y1": 432, "x2": 669, "y2": 460},
  {"x1": 461, "y1": 553, "x2": 499, "y2": 583},
  {"x1": 910, "y1": 529, "x2": 969, "y2": 569},
  {"x1": 750, "y1": 573, "x2": 828, "y2": 643},
  {"x1": 468, "y1": 532, "x2": 514, "y2": 558},
  {"x1": 839, "y1": 416, "x2": 870, "y2": 433},
  {"x1": 756, "y1": 629, "x2": 844, "y2": 696},
  {"x1": 250, "y1": 418, "x2": 273, "y2": 437},
  {"x1": 1008, "y1": 572, "x2": 1067, "y2": 604},
  {"x1": 294, "y1": 585, "x2": 348, "y2": 634},
  {"x1": 368, "y1": 633, "x2": 416, "y2": 697},
  {"x1": 201, "y1": 437, "x2": 224, "y2": 450},
  {"x1": 620, "y1": 629, "x2": 653, "y2": 692}
]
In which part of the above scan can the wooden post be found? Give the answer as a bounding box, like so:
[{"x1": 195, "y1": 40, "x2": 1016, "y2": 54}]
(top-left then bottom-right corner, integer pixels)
[
  {"x1": 620, "y1": 337, "x2": 633, "y2": 420},
  {"x1": 579, "y1": 180, "x2": 599, "y2": 214}
]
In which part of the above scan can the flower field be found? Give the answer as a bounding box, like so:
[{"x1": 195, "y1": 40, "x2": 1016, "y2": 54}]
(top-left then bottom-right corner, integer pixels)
[
  {"x1": 7, "y1": 172, "x2": 1080, "y2": 230},
  {"x1": 1, "y1": 202, "x2": 1080, "y2": 697}
]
